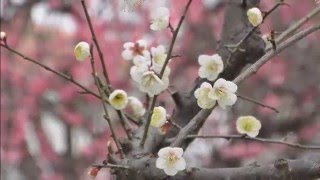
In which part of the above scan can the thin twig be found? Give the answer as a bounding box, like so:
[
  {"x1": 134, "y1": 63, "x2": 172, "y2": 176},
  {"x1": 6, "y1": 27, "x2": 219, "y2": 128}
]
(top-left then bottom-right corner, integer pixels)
[
  {"x1": 92, "y1": 163, "x2": 130, "y2": 169},
  {"x1": 140, "y1": 0, "x2": 193, "y2": 147},
  {"x1": 186, "y1": 134, "x2": 320, "y2": 150},
  {"x1": 140, "y1": 95, "x2": 158, "y2": 147},
  {"x1": 89, "y1": 48, "x2": 125, "y2": 158},
  {"x1": 0, "y1": 43, "x2": 101, "y2": 99},
  {"x1": 81, "y1": 0, "x2": 111, "y2": 86},
  {"x1": 237, "y1": 94, "x2": 280, "y2": 113},
  {"x1": 115, "y1": 110, "x2": 132, "y2": 139},
  {"x1": 159, "y1": 0, "x2": 193, "y2": 78},
  {"x1": 266, "y1": 5, "x2": 320, "y2": 52},
  {"x1": 225, "y1": 2, "x2": 287, "y2": 64},
  {"x1": 233, "y1": 24, "x2": 320, "y2": 84},
  {"x1": 172, "y1": 24, "x2": 320, "y2": 148}
]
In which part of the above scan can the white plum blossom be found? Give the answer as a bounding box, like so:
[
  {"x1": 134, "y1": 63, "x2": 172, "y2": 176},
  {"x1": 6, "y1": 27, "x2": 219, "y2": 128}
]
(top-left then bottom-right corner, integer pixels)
[
  {"x1": 194, "y1": 82, "x2": 216, "y2": 109},
  {"x1": 0, "y1": 31, "x2": 6, "y2": 41},
  {"x1": 247, "y1": 7, "x2": 263, "y2": 27},
  {"x1": 130, "y1": 57, "x2": 150, "y2": 83},
  {"x1": 151, "y1": 45, "x2": 168, "y2": 72},
  {"x1": 150, "y1": 7, "x2": 170, "y2": 31},
  {"x1": 74, "y1": 41, "x2": 90, "y2": 61},
  {"x1": 138, "y1": 71, "x2": 168, "y2": 96},
  {"x1": 121, "y1": 40, "x2": 150, "y2": 63},
  {"x1": 156, "y1": 147, "x2": 186, "y2": 176},
  {"x1": 108, "y1": 90, "x2": 128, "y2": 110},
  {"x1": 127, "y1": 97, "x2": 146, "y2": 118},
  {"x1": 236, "y1": 116, "x2": 262, "y2": 137},
  {"x1": 198, "y1": 54, "x2": 224, "y2": 81},
  {"x1": 208, "y1": 78, "x2": 238, "y2": 109},
  {"x1": 150, "y1": 106, "x2": 167, "y2": 127}
]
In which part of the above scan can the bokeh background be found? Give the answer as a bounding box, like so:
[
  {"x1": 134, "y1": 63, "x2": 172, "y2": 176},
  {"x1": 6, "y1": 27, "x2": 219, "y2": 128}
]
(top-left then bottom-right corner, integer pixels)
[{"x1": 1, "y1": 0, "x2": 320, "y2": 179}]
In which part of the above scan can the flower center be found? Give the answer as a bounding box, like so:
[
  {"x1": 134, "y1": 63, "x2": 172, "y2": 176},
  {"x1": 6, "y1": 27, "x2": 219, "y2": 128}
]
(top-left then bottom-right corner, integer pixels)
[
  {"x1": 167, "y1": 152, "x2": 178, "y2": 165},
  {"x1": 215, "y1": 87, "x2": 227, "y2": 98},
  {"x1": 208, "y1": 63, "x2": 218, "y2": 72},
  {"x1": 142, "y1": 75, "x2": 155, "y2": 87},
  {"x1": 243, "y1": 121, "x2": 253, "y2": 132},
  {"x1": 130, "y1": 43, "x2": 145, "y2": 56}
]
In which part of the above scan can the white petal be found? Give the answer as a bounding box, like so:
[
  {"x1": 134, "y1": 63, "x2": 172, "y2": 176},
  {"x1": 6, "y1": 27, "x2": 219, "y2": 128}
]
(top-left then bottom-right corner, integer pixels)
[
  {"x1": 213, "y1": 78, "x2": 227, "y2": 88},
  {"x1": 158, "y1": 147, "x2": 171, "y2": 157},
  {"x1": 247, "y1": 130, "x2": 260, "y2": 138},
  {"x1": 172, "y1": 147, "x2": 184, "y2": 158},
  {"x1": 137, "y1": 39, "x2": 147, "y2": 48},
  {"x1": 163, "y1": 167, "x2": 179, "y2": 176},
  {"x1": 175, "y1": 158, "x2": 186, "y2": 171},
  {"x1": 123, "y1": 42, "x2": 134, "y2": 49},
  {"x1": 198, "y1": 55, "x2": 211, "y2": 65},
  {"x1": 122, "y1": 50, "x2": 133, "y2": 61},
  {"x1": 224, "y1": 81, "x2": 238, "y2": 93},
  {"x1": 156, "y1": 157, "x2": 167, "y2": 169}
]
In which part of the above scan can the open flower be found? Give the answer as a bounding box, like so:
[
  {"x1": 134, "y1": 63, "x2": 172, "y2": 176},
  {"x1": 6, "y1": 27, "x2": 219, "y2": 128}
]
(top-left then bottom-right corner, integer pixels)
[
  {"x1": 127, "y1": 97, "x2": 146, "y2": 118},
  {"x1": 108, "y1": 90, "x2": 128, "y2": 110},
  {"x1": 138, "y1": 71, "x2": 168, "y2": 97},
  {"x1": 198, "y1": 54, "x2": 224, "y2": 81},
  {"x1": 236, "y1": 116, "x2": 262, "y2": 137},
  {"x1": 150, "y1": 106, "x2": 167, "y2": 127},
  {"x1": 208, "y1": 78, "x2": 237, "y2": 109},
  {"x1": 194, "y1": 82, "x2": 216, "y2": 109},
  {"x1": 74, "y1": 41, "x2": 90, "y2": 61},
  {"x1": 156, "y1": 147, "x2": 186, "y2": 176},
  {"x1": 121, "y1": 40, "x2": 150, "y2": 63},
  {"x1": 151, "y1": 45, "x2": 167, "y2": 72},
  {"x1": 247, "y1": 7, "x2": 263, "y2": 27},
  {"x1": 150, "y1": 7, "x2": 170, "y2": 31}
]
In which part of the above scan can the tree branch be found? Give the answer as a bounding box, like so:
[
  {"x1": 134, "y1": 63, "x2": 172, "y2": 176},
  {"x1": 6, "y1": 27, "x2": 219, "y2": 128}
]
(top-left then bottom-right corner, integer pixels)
[
  {"x1": 89, "y1": 49, "x2": 125, "y2": 158},
  {"x1": 186, "y1": 134, "x2": 320, "y2": 150},
  {"x1": 0, "y1": 43, "x2": 101, "y2": 99},
  {"x1": 81, "y1": 0, "x2": 111, "y2": 86},
  {"x1": 233, "y1": 23, "x2": 320, "y2": 84},
  {"x1": 171, "y1": 24, "x2": 320, "y2": 148},
  {"x1": 237, "y1": 94, "x2": 280, "y2": 113}
]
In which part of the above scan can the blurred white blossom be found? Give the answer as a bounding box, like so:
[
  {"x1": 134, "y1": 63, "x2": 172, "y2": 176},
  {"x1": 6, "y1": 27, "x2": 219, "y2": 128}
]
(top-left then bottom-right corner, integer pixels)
[
  {"x1": 236, "y1": 116, "x2": 261, "y2": 137},
  {"x1": 247, "y1": 7, "x2": 263, "y2": 27},
  {"x1": 109, "y1": 90, "x2": 128, "y2": 110},
  {"x1": 74, "y1": 41, "x2": 90, "y2": 61},
  {"x1": 138, "y1": 71, "x2": 168, "y2": 96},
  {"x1": 121, "y1": 40, "x2": 150, "y2": 63},
  {"x1": 150, "y1": 7, "x2": 170, "y2": 31},
  {"x1": 127, "y1": 97, "x2": 146, "y2": 118},
  {"x1": 156, "y1": 147, "x2": 186, "y2": 176},
  {"x1": 194, "y1": 82, "x2": 216, "y2": 109},
  {"x1": 208, "y1": 78, "x2": 237, "y2": 109},
  {"x1": 198, "y1": 54, "x2": 224, "y2": 81},
  {"x1": 150, "y1": 106, "x2": 167, "y2": 127}
]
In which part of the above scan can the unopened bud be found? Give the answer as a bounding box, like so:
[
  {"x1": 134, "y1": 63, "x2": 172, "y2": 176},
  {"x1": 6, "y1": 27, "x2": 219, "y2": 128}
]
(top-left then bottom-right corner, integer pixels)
[
  {"x1": 88, "y1": 166, "x2": 101, "y2": 178},
  {"x1": 0, "y1": 31, "x2": 6, "y2": 42}
]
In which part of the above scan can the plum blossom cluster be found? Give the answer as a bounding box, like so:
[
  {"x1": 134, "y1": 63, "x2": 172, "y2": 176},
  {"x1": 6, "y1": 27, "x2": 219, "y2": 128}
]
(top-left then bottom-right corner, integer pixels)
[
  {"x1": 195, "y1": 78, "x2": 238, "y2": 109},
  {"x1": 122, "y1": 40, "x2": 171, "y2": 97}
]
